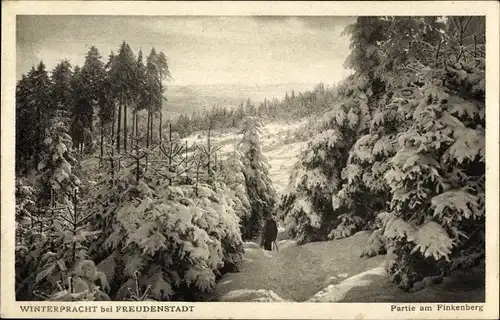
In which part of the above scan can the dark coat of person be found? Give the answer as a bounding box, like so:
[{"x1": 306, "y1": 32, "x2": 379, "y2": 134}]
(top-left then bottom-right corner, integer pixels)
[{"x1": 261, "y1": 217, "x2": 278, "y2": 251}]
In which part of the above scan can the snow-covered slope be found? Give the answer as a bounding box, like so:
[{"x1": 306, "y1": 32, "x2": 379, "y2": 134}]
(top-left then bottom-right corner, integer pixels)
[
  {"x1": 181, "y1": 120, "x2": 307, "y2": 194},
  {"x1": 266, "y1": 141, "x2": 304, "y2": 194}
]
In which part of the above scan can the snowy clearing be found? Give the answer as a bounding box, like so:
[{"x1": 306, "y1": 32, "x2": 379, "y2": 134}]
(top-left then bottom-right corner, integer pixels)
[
  {"x1": 181, "y1": 120, "x2": 307, "y2": 194},
  {"x1": 266, "y1": 141, "x2": 305, "y2": 193}
]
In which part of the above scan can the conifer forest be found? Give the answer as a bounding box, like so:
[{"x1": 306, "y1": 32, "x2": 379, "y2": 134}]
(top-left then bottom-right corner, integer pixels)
[{"x1": 14, "y1": 16, "x2": 486, "y2": 302}]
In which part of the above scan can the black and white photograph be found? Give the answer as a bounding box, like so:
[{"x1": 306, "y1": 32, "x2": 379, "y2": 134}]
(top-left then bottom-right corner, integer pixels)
[{"x1": 1, "y1": 1, "x2": 499, "y2": 319}]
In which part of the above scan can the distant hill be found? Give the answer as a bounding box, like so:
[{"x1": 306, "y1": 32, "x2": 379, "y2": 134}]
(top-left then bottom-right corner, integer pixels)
[{"x1": 161, "y1": 82, "x2": 319, "y2": 119}]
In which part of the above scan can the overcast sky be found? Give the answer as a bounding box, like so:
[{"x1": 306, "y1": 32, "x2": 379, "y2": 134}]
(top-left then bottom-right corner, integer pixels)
[{"x1": 17, "y1": 15, "x2": 355, "y2": 86}]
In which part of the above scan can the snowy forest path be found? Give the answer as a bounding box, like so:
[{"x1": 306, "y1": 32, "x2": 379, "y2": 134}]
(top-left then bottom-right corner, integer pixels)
[
  {"x1": 214, "y1": 230, "x2": 486, "y2": 302},
  {"x1": 212, "y1": 133, "x2": 391, "y2": 302},
  {"x1": 214, "y1": 231, "x2": 385, "y2": 302}
]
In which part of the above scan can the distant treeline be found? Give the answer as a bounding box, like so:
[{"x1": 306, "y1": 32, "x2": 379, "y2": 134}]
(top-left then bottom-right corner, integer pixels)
[{"x1": 170, "y1": 82, "x2": 339, "y2": 137}]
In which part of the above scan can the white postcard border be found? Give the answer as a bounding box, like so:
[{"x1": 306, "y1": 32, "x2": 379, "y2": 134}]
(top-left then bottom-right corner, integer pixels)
[{"x1": 1, "y1": 1, "x2": 499, "y2": 319}]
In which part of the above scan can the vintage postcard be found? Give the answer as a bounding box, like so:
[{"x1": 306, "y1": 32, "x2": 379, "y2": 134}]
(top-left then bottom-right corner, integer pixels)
[{"x1": 1, "y1": 1, "x2": 499, "y2": 319}]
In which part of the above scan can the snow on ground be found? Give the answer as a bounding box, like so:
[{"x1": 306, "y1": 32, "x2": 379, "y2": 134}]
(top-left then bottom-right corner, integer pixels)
[
  {"x1": 216, "y1": 230, "x2": 485, "y2": 303},
  {"x1": 221, "y1": 289, "x2": 286, "y2": 302},
  {"x1": 307, "y1": 266, "x2": 386, "y2": 302},
  {"x1": 181, "y1": 120, "x2": 308, "y2": 193},
  {"x1": 339, "y1": 260, "x2": 485, "y2": 303},
  {"x1": 265, "y1": 141, "x2": 305, "y2": 194},
  {"x1": 215, "y1": 231, "x2": 385, "y2": 302}
]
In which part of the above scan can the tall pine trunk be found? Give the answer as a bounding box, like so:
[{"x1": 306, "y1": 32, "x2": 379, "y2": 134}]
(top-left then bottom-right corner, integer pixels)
[
  {"x1": 110, "y1": 104, "x2": 116, "y2": 179},
  {"x1": 35, "y1": 103, "x2": 42, "y2": 167},
  {"x1": 135, "y1": 111, "x2": 139, "y2": 138},
  {"x1": 131, "y1": 110, "x2": 136, "y2": 137},
  {"x1": 100, "y1": 114, "x2": 104, "y2": 168},
  {"x1": 124, "y1": 102, "x2": 128, "y2": 152},
  {"x1": 146, "y1": 110, "x2": 151, "y2": 148},
  {"x1": 150, "y1": 112, "x2": 154, "y2": 144},
  {"x1": 159, "y1": 73, "x2": 163, "y2": 143},
  {"x1": 111, "y1": 104, "x2": 115, "y2": 147},
  {"x1": 145, "y1": 110, "x2": 151, "y2": 173},
  {"x1": 207, "y1": 119, "x2": 212, "y2": 177},
  {"x1": 168, "y1": 123, "x2": 172, "y2": 186},
  {"x1": 159, "y1": 108, "x2": 163, "y2": 143},
  {"x1": 117, "y1": 97, "x2": 122, "y2": 153}
]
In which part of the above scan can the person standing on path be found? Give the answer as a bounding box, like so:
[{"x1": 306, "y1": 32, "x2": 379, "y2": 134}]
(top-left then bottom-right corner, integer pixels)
[{"x1": 261, "y1": 216, "x2": 278, "y2": 251}]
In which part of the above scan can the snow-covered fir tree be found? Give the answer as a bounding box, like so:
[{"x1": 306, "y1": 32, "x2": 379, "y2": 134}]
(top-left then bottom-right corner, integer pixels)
[
  {"x1": 277, "y1": 74, "x2": 375, "y2": 244},
  {"x1": 15, "y1": 113, "x2": 111, "y2": 301},
  {"x1": 238, "y1": 116, "x2": 277, "y2": 240},
  {"x1": 83, "y1": 124, "x2": 244, "y2": 301},
  {"x1": 219, "y1": 150, "x2": 252, "y2": 236},
  {"x1": 37, "y1": 115, "x2": 81, "y2": 200},
  {"x1": 280, "y1": 16, "x2": 485, "y2": 291}
]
